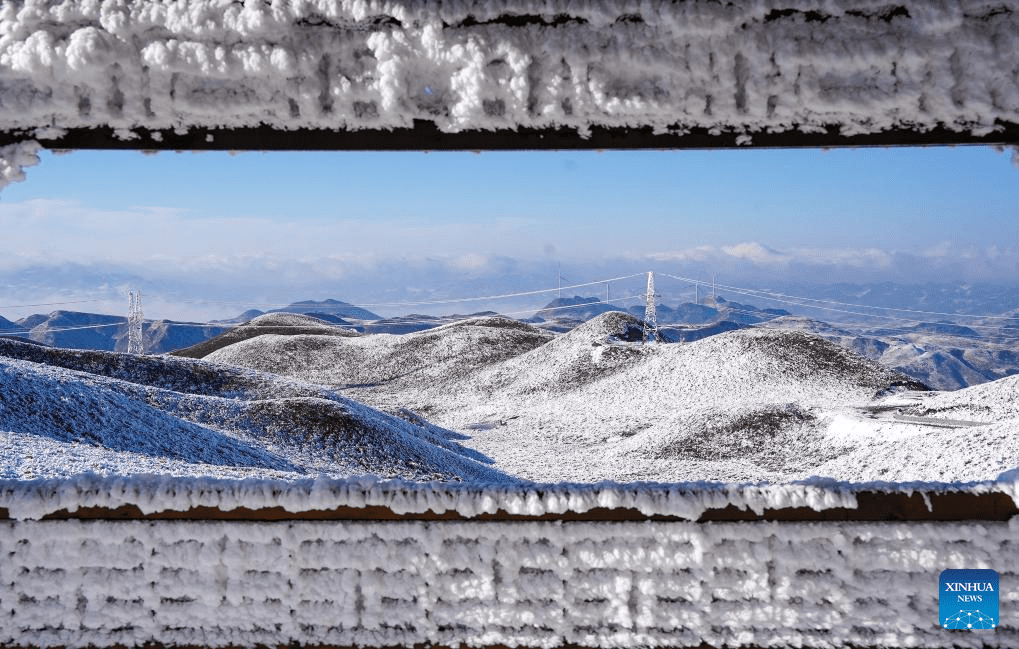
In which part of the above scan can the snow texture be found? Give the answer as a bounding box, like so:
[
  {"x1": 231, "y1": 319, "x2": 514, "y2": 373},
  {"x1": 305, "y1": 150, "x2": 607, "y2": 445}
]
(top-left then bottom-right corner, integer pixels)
[
  {"x1": 0, "y1": 139, "x2": 39, "y2": 190},
  {"x1": 0, "y1": 0, "x2": 1016, "y2": 139},
  {"x1": 1, "y1": 516, "x2": 1016, "y2": 648}
]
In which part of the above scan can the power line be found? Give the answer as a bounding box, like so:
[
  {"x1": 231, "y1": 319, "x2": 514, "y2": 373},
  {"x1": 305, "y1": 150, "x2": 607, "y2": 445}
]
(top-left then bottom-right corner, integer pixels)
[
  {"x1": 169, "y1": 273, "x2": 649, "y2": 310},
  {"x1": 657, "y1": 272, "x2": 1019, "y2": 322},
  {"x1": 657, "y1": 273, "x2": 1019, "y2": 331},
  {"x1": 0, "y1": 298, "x2": 105, "y2": 309},
  {"x1": 5, "y1": 269, "x2": 1019, "y2": 341}
]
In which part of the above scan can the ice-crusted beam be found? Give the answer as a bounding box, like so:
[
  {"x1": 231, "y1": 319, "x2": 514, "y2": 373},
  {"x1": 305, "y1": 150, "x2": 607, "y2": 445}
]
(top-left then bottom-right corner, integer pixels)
[
  {"x1": 1, "y1": 475, "x2": 1018, "y2": 521},
  {"x1": 1, "y1": 0, "x2": 1018, "y2": 150}
]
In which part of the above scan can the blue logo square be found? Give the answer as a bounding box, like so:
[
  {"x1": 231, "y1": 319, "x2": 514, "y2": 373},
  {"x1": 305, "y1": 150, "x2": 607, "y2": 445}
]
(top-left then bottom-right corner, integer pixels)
[{"x1": 940, "y1": 569, "x2": 999, "y2": 630}]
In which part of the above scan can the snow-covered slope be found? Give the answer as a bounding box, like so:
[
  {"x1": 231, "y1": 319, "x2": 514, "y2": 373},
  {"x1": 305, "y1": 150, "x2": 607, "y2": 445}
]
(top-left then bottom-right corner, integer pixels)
[
  {"x1": 0, "y1": 338, "x2": 509, "y2": 483},
  {"x1": 207, "y1": 315, "x2": 554, "y2": 390},
  {"x1": 908, "y1": 374, "x2": 1019, "y2": 423}
]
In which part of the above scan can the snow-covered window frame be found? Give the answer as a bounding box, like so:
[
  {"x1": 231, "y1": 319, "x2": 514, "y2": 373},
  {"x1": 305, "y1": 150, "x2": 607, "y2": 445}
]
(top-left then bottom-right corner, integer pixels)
[{"x1": 0, "y1": 0, "x2": 1017, "y2": 170}]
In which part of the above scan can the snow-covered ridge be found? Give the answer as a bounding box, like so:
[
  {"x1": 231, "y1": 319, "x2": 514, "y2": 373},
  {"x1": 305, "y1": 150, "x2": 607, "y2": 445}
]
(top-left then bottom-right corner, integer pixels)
[
  {"x1": 2, "y1": 473, "x2": 1018, "y2": 522},
  {"x1": 1, "y1": 0, "x2": 1016, "y2": 140}
]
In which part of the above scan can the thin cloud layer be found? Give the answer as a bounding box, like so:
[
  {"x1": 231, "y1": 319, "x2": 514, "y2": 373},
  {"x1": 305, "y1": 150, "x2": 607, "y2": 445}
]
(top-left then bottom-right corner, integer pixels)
[{"x1": 1, "y1": 197, "x2": 1017, "y2": 322}]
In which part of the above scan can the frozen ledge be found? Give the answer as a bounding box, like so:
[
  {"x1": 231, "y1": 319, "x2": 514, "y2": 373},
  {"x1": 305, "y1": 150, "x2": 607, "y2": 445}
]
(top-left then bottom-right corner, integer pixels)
[
  {"x1": 1, "y1": 475, "x2": 1017, "y2": 522},
  {"x1": 1, "y1": 0, "x2": 1018, "y2": 149}
]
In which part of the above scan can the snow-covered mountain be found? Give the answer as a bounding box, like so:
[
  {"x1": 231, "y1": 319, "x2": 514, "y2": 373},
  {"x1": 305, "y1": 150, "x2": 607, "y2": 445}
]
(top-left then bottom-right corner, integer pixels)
[
  {"x1": 4, "y1": 308, "x2": 1019, "y2": 486},
  {"x1": 203, "y1": 311, "x2": 1019, "y2": 484},
  {"x1": 763, "y1": 315, "x2": 1019, "y2": 390},
  {"x1": 271, "y1": 299, "x2": 380, "y2": 321},
  {"x1": 0, "y1": 337, "x2": 507, "y2": 483},
  {"x1": 8, "y1": 310, "x2": 231, "y2": 355},
  {"x1": 6, "y1": 288, "x2": 1018, "y2": 391},
  {"x1": 19, "y1": 311, "x2": 126, "y2": 351}
]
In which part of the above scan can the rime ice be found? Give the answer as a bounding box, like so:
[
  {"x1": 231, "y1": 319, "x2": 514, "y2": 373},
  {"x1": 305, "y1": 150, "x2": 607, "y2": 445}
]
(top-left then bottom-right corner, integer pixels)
[{"x1": 0, "y1": 1, "x2": 1016, "y2": 137}]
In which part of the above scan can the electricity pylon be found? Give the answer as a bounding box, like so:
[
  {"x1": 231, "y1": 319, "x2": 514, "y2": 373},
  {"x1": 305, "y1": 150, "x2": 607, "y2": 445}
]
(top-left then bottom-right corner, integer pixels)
[
  {"x1": 128, "y1": 290, "x2": 144, "y2": 354},
  {"x1": 643, "y1": 271, "x2": 657, "y2": 343}
]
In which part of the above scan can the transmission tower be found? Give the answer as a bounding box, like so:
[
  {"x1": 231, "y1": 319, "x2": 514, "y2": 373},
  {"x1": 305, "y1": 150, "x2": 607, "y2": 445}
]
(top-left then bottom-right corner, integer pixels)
[
  {"x1": 642, "y1": 271, "x2": 658, "y2": 343},
  {"x1": 128, "y1": 290, "x2": 144, "y2": 354}
]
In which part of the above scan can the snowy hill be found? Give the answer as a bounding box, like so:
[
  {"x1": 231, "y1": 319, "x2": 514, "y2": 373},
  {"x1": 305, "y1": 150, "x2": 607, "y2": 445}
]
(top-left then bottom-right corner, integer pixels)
[
  {"x1": 205, "y1": 311, "x2": 1015, "y2": 484},
  {"x1": 805, "y1": 376, "x2": 1019, "y2": 482},
  {"x1": 206, "y1": 316, "x2": 554, "y2": 390},
  {"x1": 172, "y1": 312, "x2": 358, "y2": 359},
  {"x1": 0, "y1": 337, "x2": 507, "y2": 483}
]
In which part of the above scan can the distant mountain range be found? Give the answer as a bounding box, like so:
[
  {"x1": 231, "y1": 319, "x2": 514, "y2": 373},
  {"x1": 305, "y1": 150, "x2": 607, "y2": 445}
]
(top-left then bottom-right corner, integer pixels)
[
  {"x1": 2, "y1": 310, "x2": 232, "y2": 355},
  {"x1": 4, "y1": 291, "x2": 1019, "y2": 391},
  {"x1": 530, "y1": 294, "x2": 789, "y2": 326},
  {"x1": 0, "y1": 299, "x2": 379, "y2": 354}
]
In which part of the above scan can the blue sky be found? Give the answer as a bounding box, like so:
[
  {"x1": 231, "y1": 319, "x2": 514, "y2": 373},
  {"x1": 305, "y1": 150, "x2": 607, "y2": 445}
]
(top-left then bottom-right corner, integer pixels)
[{"x1": 0, "y1": 146, "x2": 1016, "y2": 321}]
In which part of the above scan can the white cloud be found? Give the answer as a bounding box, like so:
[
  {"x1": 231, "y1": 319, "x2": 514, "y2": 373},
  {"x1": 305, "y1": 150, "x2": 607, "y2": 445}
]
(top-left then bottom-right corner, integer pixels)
[{"x1": 720, "y1": 242, "x2": 790, "y2": 265}]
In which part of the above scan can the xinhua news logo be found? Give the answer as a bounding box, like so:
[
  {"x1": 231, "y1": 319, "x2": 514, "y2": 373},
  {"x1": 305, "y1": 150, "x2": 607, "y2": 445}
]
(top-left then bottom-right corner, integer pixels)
[{"x1": 939, "y1": 569, "x2": 999, "y2": 630}]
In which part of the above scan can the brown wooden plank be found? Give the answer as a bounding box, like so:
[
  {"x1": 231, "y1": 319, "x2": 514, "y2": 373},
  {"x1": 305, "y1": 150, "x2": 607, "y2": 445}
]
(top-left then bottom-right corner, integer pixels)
[
  {"x1": 1, "y1": 489, "x2": 1014, "y2": 522},
  {"x1": 2, "y1": 121, "x2": 1018, "y2": 152}
]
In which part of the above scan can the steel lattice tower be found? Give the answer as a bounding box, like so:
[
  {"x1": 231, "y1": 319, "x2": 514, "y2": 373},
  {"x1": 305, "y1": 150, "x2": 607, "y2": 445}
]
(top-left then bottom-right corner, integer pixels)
[
  {"x1": 643, "y1": 271, "x2": 657, "y2": 343},
  {"x1": 128, "y1": 290, "x2": 144, "y2": 354}
]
